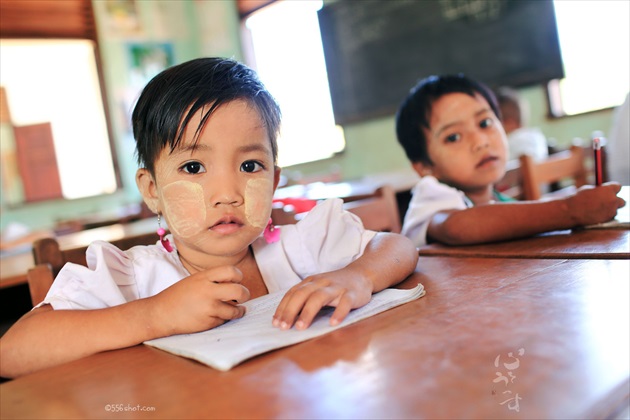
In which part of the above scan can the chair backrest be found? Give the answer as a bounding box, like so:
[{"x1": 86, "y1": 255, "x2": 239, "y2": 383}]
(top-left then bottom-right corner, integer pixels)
[
  {"x1": 519, "y1": 145, "x2": 587, "y2": 200},
  {"x1": 343, "y1": 185, "x2": 402, "y2": 233},
  {"x1": 32, "y1": 231, "x2": 160, "y2": 277},
  {"x1": 29, "y1": 229, "x2": 160, "y2": 306},
  {"x1": 26, "y1": 264, "x2": 55, "y2": 306},
  {"x1": 495, "y1": 159, "x2": 523, "y2": 200}
]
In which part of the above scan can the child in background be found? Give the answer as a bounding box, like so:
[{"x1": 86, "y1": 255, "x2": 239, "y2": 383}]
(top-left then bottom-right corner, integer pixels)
[
  {"x1": 607, "y1": 92, "x2": 630, "y2": 185},
  {"x1": 0, "y1": 57, "x2": 418, "y2": 378},
  {"x1": 495, "y1": 86, "x2": 549, "y2": 162},
  {"x1": 395, "y1": 74, "x2": 625, "y2": 247}
]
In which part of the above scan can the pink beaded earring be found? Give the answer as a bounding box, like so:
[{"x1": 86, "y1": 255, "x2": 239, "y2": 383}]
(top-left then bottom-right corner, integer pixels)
[
  {"x1": 157, "y1": 213, "x2": 173, "y2": 252},
  {"x1": 263, "y1": 218, "x2": 280, "y2": 244}
]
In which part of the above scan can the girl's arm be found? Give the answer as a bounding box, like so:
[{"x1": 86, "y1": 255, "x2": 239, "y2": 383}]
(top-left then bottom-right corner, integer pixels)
[
  {"x1": 273, "y1": 232, "x2": 419, "y2": 330},
  {"x1": 0, "y1": 267, "x2": 249, "y2": 378},
  {"x1": 1, "y1": 299, "x2": 165, "y2": 378},
  {"x1": 345, "y1": 231, "x2": 420, "y2": 293},
  {"x1": 427, "y1": 183, "x2": 625, "y2": 246}
]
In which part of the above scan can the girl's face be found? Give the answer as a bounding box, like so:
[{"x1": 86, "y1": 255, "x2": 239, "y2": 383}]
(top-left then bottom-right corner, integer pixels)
[
  {"x1": 137, "y1": 100, "x2": 280, "y2": 268},
  {"x1": 416, "y1": 93, "x2": 508, "y2": 193}
]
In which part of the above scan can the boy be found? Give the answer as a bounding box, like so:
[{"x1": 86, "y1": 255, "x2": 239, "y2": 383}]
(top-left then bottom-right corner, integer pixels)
[{"x1": 395, "y1": 74, "x2": 625, "y2": 246}]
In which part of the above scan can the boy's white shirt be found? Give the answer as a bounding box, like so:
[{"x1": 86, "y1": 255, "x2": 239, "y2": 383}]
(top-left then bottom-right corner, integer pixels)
[
  {"x1": 40, "y1": 199, "x2": 376, "y2": 310},
  {"x1": 401, "y1": 176, "x2": 469, "y2": 247}
]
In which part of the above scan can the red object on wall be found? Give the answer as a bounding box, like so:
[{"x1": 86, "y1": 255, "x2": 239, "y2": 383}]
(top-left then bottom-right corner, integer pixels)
[{"x1": 13, "y1": 122, "x2": 63, "y2": 202}]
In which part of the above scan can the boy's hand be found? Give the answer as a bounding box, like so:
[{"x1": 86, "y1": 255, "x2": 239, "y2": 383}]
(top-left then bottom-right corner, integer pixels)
[
  {"x1": 567, "y1": 182, "x2": 625, "y2": 226},
  {"x1": 272, "y1": 269, "x2": 373, "y2": 331},
  {"x1": 148, "y1": 266, "x2": 250, "y2": 337}
]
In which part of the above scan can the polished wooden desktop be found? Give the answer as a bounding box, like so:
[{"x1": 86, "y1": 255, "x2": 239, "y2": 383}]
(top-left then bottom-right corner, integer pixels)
[
  {"x1": 418, "y1": 227, "x2": 630, "y2": 259},
  {"x1": 2, "y1": 256, "x2": 628, "y2": 419}
]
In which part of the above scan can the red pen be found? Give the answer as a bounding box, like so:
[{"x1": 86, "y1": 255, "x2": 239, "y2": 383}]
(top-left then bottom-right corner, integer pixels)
[{"x1": 592, "y1": 136, "x2": 603, "y2": 186}]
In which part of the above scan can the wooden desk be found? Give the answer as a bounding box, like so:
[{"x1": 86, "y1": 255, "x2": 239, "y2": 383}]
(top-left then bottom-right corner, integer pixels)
[
  {"x1": 2, "y1": 257, "x2": 628, "y2": 419},
  {"x1": 274, "y1": 169, "x2": 418, "y2": 201},
  {"x1": 275, "y1": 169, "x2": 418, "y2": 224},
  {"x1": 0, "y1": 252, "x2": 32, "y2": 289},
  {"x1": 0, "y1": 218, "x2": 157, "y2": 290},
  {"x1": 418, "y1": 228, "x2": 630, "y2": 259}
]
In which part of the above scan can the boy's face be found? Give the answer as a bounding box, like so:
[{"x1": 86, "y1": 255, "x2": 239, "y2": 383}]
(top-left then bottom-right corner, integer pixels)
[
  {"x1": 416, "y1": 93, "x2": 508, "y2": 192},
  {"x1": 137, "y1": 99, "x2": 281, "y2": 264}
]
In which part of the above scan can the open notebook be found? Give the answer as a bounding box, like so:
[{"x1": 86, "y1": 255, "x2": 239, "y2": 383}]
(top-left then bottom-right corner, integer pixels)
[{"x1": 145, "y1": 283, "x2": 425, "y2": 371}]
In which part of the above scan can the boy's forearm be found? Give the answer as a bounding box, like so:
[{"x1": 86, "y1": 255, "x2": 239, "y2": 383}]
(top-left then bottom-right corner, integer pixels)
[
  {"x1": 429, "y1": 198, "x2": 576, "y2": 245},
  {"x1": 0, "y1": 298, "x2": 161, "y2": 378},
  {"x1": 350, "y1": 232, "x2": 419, "y2": 293}
]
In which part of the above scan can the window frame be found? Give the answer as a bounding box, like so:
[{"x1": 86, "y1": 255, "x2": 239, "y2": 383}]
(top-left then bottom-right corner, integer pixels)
[{"x1": 0, "y1": 0, "x2": 122, "y2": 193}]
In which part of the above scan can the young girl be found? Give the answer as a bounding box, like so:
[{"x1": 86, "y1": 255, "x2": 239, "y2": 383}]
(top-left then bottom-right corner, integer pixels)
[
  {"x1": 396, "y1": 74, "x2": 625, "y2": 246},
  {"x1": 0, "y1": 58, "x2": 418, "y2": 378}
]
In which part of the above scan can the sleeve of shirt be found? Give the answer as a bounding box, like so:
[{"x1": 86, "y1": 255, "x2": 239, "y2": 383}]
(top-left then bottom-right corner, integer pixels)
[
  {"x1": 40, "y1": 241, "x2": 139, "y2": 310},
  {"x1": 401, "y1": 176, "x2": 468, "y2": 247},
  {"x1": 253, "y1": 198, "x2": 377, "y2": 292}
]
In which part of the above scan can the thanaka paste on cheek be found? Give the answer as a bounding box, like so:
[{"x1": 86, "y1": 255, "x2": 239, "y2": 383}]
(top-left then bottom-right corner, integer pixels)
[
  {"x1": 162, "y1": 181, "x2": 206, "y2": 238},
  {"x1": 245, "y1": 179, "x2": 273, "y2": 228}
]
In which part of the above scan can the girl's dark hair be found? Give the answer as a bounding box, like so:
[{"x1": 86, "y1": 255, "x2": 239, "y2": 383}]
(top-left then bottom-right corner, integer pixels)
[
  {"x1": 395, "y1": 74, "x2": 500, "y2": 165},
  {"x1": 132, "y1": 57, "x2": 281, "y2": 175}
]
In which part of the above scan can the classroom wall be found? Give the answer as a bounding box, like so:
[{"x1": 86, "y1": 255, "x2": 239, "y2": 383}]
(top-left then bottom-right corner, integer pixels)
[{"x1": 0, "y1": 0, "x2": 616, "y2": 231}]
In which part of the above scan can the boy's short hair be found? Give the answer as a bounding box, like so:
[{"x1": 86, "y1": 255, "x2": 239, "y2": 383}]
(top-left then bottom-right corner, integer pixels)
[
  {"x1": 132, "y1": 57, "x2": 281, "y2": 175},
  {"x1": 396, "y1": 74, "x2": 500, "y2": 165}
]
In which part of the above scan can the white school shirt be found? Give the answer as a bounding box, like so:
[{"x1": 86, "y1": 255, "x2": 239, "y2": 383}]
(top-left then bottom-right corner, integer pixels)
[
  {"x1": 507, "y1": 127, "x2": 549, "y2": 162},
  {"x1": 401, "y1": 176, "x2": 469, "y2": 247},
  {"x1": 41, "y1": 199, "x2": 376, "y2": 310}
]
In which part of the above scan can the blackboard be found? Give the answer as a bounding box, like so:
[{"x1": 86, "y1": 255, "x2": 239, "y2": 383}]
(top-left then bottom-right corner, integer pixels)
[{"x1": 318, "y1": 0, "x2": 564, "y2": 125}]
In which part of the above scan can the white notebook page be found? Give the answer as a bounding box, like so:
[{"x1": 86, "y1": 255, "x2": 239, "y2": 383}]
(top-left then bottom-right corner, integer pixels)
[{"x1": 145, "y1": 283, "x2": 425, "y2": 371}]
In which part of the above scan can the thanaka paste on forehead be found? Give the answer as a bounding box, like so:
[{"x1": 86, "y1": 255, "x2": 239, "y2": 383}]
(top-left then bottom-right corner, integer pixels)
[
  {"x1": 162, "y1": 181, "x2": 206, "y2": 238},
  {"x1": 245, "y1": 178, "x2": 273, "y2": 228}
]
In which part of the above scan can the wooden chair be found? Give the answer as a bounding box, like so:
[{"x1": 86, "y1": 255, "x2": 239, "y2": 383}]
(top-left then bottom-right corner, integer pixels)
[
  {"x1": 343, "y1": 185, "x2": 402, "y2": 233},
  {"x1": 28, "y1": 230, "x2": 160, "y2": 306},
  {"x1": 495, "y1": 159, "x2": 523, "y2": 200},
  {"x1": 519, "y1": 145, "x2": 587, "y2": 200},
  {"x1": 26, "y1": 264, "x2": 55, "y2": 306}
]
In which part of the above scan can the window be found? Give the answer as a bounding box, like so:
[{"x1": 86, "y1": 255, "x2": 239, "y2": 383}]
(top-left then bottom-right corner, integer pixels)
[
  {"x1": 0, "y1": 0, "x2": 120, "y2": 206},
  {"x1": 242, "y1": 0, "x2": 345, "y2": 168},
  {"x1": 548, "y1": 0, "x2": 629, "y2": 116},
  {"x1": 0, "y1": 40, "x2": 118, "y2": 203}
]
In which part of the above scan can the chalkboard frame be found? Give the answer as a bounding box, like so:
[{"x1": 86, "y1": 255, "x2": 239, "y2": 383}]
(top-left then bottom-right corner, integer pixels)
[{"x1": 318, "y1": 0, "x2": 564, "y2": 125}]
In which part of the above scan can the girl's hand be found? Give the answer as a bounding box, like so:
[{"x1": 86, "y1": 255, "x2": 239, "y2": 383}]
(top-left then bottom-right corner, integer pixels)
[
  {"x1": 148, "y1": 266, "x2": 250, "y2": 337},
  {"x1": 567, "y1": 183, "x2": 625, "y2": 226},
  {"x1": 272, "y1": 269, "x2": 373, "y2": 331}
]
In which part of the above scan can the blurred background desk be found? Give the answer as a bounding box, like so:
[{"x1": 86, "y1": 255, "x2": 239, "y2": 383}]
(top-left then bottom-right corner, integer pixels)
[
  {"x1": 0, "y1": 218, "x2": 158, "y2": 290},
  {"x1": 2, "y1": 257, "x2": 628, "y2": 419},
  {"x1": 275, "y1": 169, "x2": 418, "y2": 222},
  {"x1": 275, "y1": 169, "x2": 418, "y2": 200},
  {"x1": 1, "y1": 218, "x2": 160, "y2": 335},
  {"x1": 0, "y1": 252, "x2": 31, "y2": 289}
]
